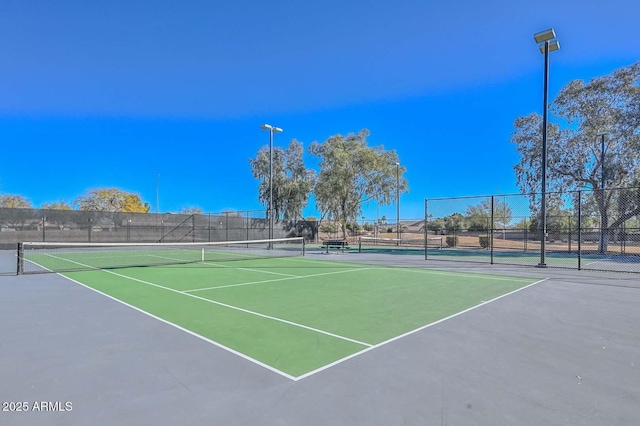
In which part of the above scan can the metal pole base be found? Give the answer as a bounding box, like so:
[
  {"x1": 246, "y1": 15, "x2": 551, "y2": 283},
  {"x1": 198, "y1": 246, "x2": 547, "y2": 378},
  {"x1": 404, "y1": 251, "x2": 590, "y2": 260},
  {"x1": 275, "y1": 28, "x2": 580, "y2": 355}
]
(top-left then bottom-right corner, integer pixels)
[{"x1": 536, "y1": 263, "x2": 547, "y2": 268}]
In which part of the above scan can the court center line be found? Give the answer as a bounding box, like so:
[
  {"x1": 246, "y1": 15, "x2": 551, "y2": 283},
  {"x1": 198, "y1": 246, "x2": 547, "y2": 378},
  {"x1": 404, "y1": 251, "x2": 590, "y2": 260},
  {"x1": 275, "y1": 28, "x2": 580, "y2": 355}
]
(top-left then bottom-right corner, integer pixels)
[
  {"x1": 43, "y1": 253, "x2": 373, "y2": 348},
  {"x1": 183, "y1": 267, "x2": 374, "y2": 293}
]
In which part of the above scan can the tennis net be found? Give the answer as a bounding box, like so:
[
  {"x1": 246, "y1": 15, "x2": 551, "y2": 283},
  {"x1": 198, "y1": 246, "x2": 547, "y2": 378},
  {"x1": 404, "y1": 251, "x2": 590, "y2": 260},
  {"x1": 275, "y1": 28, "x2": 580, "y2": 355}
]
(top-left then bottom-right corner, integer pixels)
[{"x1": 17, "y1": 237, "x2": 305, "y2": 274}]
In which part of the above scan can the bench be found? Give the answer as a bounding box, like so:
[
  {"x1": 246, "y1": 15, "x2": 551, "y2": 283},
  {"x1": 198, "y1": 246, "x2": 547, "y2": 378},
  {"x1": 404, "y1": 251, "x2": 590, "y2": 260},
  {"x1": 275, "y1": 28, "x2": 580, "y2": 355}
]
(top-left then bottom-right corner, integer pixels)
[{"x1": 321, "y1": 240, "x2": 350, "y2": 250}]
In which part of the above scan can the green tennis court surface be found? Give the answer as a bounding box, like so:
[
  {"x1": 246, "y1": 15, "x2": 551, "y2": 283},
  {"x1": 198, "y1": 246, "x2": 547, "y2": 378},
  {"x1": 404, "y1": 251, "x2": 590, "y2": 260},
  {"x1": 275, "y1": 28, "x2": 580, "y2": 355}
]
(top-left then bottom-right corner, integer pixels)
[{"x1": 31, "y1": 254, "x2": 541, "y2": 379}]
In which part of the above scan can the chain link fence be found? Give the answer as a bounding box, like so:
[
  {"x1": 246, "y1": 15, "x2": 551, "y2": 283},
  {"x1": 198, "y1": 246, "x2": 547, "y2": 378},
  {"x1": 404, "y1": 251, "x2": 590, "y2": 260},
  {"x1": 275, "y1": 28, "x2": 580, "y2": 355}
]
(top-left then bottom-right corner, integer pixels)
[
  {"x1": 0, "y1": 209, "x2": 320, "y2": 274},
  {"x1": 425, "y1": 188, "x2": 640, "y2": 273}
]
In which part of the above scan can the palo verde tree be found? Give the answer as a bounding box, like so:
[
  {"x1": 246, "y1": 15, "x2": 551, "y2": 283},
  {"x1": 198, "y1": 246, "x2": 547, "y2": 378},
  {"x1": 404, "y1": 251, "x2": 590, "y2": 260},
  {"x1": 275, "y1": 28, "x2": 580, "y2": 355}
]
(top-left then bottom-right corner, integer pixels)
[
  {"x1": 75, "y1": 188, "x2": 150, "y2": 228},
  {"x1": 310, "y1": 129, "x2": 407, "y2": 238},
  {"x1": 250, "y1": 139, "x2": 316, "y2": 222},
  {"x1": 0, "y1": 194, "x2": 31, "y2": 208},
  {"x1": 511, "y1": 61, "x2": 640, "y2": 253},
  {"x1": 0, "y1": 194, "x2": 33, "y2": 230},
  {"x1": 41, "y1": 200, "x2": 73, "y2": 230}
]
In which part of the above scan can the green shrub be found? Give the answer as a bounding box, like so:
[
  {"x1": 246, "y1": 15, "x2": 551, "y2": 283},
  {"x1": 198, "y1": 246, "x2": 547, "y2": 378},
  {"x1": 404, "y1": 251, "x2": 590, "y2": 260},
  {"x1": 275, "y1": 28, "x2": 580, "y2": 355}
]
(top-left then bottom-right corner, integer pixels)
[
  {"x1": 479, "y1": 236, "x2": 490, "y2": 248},
  {"x1": 445, "y1": 236, "x2": 458, "y2": 248}
]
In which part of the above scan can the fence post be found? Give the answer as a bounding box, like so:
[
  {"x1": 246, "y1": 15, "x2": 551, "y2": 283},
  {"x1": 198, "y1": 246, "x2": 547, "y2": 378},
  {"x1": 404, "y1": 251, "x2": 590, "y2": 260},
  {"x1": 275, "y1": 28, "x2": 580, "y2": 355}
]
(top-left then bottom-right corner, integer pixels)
[
  {"x1": 568, "y1": 216, "x2": 572, "y2": 253},
  {"x1": 192, "y1": 215, "x2": 195, "y2": 242},
  {"x1": 578, "y1": 190, "x2": 582, "y2": 270},
  {"x1": 524, "y1": 216, "x2": 528, "y2": 253},
  {"x1": 490, "y1": 196, "x2": 494, "y2": 264},
  {"x1": 424, "y1": 199, "x2": 428, "y2": 260}
]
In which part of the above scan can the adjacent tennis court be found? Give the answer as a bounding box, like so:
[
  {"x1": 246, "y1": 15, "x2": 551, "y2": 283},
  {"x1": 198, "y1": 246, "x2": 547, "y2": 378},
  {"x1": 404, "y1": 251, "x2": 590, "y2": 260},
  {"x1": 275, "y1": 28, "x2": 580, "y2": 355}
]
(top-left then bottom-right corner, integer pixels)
[{"x1": 20, "y1": 239, "x2": 542, "y2": 379}]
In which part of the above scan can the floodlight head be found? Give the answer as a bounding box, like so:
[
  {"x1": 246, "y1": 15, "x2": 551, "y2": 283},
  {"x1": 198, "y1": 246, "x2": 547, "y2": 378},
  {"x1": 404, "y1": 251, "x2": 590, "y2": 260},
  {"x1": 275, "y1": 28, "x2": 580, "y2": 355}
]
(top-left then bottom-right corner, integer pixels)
[
  {"x1": 596, "y1": 131, "x2": 609, "y2": 137},
  {"x1": 261, "y1": 124, "x2": 283, "y2": 133},
  {"x1": 534, "y1": 28, "x2": 556, "y2": 44},
  {"x1": 539, "y1": 39, "x2": 560, "y2": 54}
]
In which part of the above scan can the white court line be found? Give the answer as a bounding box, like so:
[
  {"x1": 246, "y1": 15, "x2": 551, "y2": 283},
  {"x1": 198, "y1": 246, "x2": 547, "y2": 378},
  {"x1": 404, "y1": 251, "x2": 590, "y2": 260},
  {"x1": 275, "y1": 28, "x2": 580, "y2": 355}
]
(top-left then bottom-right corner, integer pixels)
[
  {"x1": 294, "y1": 277, "x2": 549, "y2": 381},
  {"x1": 375, "y1": 266, "x2": 538, "y2": 282},
  {"x1": 59, "y1": 274, "x2": 298, "y2": 381},
  {"x1": 184, "y1": 267, "x2": 373, "y2": 293},
  {"x1": 43, "y1": 253, "x2": 372, "y2": 349},
  {"x1": 31, "y1": 253, "x2": 548, "y2": 381},
  {"x1": 147, "y1": 253, "x2": 301, "y2": 278}
]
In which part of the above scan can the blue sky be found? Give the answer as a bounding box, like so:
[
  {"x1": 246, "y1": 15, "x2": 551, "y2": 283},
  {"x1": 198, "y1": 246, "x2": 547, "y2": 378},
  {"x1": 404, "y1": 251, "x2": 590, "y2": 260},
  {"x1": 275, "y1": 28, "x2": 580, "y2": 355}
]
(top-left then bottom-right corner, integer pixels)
[{"x1": 1, "y1": 0, "x2": 638, "y2": 221}]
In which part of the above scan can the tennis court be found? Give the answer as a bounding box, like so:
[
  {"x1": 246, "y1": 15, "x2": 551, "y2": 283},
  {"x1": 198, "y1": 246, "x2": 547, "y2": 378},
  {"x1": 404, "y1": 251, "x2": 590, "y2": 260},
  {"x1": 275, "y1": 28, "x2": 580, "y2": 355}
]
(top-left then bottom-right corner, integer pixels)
[
  {"x1": 3, "y1": 243, "x2": 640, "y2": 425},
  {"x1": 19, "y1": 239, "x2": 541, "y2": 379}
]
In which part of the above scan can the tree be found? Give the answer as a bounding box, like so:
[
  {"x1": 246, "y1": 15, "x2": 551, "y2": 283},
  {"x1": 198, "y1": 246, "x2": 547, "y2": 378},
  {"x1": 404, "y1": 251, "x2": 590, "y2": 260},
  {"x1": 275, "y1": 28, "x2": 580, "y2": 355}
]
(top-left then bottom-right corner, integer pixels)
[
  {"x1": 75, "y1": 188, "x2": 149, "y2": 213},
  {"x1": 0, "y1": 194, "x2": 31, "y2": 208},
  {"x1": 180, "y1": 207, "x2": 203, "y2": 214},
  {"x1": 250, "y1": 139, "x2": 315, "y2": 222},
  {"x1": 0, "y1": 194, "x2": 33, "y2": 230},
  {"x1": 75, "y1": 188, "x2": 150, "y2": 228},
  {"x1": 426, "y1": 217, "x2": 445, "y2": 233},
  {"x1": 41, "y1": 201, "x2": 72, "y2": 210},
  {"x1": 41, "y1": 200, "x2": 73, "y2": 230},
  {"x1": 511, "y1": 61, "x2": 640, "y2": 253},
  {"x1": 310, "y1": 129, "x2": 407, "y2": 238},
  {"x1": 465, "y1": 199, "x2": 512, "y2": 234},
  {"x1": 444, "y1": 213, "x2": 465, "y2": 232}
]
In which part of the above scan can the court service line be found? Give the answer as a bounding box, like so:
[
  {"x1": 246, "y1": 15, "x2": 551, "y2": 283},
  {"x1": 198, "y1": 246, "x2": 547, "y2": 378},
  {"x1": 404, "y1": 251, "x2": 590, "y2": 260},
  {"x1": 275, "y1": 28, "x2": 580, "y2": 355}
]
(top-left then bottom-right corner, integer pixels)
[
  {"x1": 183, "y1": 267, "x2": 374, "y2": 293},
  {"x1": 293, "y1": 277, "x2": 549, "y2": 381},
  {"x1": 43, "y1": 253, "x2": 373, "y2": 349}
]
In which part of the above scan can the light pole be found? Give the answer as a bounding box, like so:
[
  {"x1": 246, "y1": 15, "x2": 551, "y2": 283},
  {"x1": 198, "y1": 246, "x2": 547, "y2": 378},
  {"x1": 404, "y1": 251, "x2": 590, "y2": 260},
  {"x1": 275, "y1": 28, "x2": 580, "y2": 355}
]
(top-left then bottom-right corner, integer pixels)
[
  {"x1": 260, "y1": 123, "x2": 283, "y2": 248},
  {"x1": 534, "y1": 28, "x2": 560, "y2": 267},
  {"x1": 597, "y1": 131, "x2": 609, "y2": 253},
  {"x1": 156, "y1": 173, "x2": 160, "y2": 235},
  {"x1": 395, "y1": 162, "x2": 400, "y2": 244}
]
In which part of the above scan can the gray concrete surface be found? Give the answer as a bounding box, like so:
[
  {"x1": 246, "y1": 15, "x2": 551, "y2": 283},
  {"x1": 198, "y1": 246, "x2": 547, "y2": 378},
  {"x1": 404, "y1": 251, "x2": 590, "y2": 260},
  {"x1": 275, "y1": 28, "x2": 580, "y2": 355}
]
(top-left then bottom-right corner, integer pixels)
[{"x1": 1, "y1": 251, "x2": 639, "y2": 425}]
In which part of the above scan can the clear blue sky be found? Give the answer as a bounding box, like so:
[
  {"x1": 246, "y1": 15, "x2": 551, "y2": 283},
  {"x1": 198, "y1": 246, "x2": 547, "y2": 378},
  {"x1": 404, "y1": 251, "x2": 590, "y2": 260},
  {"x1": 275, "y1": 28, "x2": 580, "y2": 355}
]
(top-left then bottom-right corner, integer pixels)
[{"x1": 1, "y1": 0, "x2": 638, "y2": 221}]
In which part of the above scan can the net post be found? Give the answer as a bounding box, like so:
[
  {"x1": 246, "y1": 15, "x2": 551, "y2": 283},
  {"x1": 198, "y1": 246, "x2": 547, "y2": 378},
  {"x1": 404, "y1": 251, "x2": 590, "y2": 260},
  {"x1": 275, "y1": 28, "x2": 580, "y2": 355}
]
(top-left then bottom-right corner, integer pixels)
[
  {"x1": 302, "y1": 238, "x2": 306, "y2": 256},
  {"x1": 358, "y1": 238, "x2": 362, "y2": 253},
  {"x1": 17, "y1": 242, "x2": 24, "y2": 275}
]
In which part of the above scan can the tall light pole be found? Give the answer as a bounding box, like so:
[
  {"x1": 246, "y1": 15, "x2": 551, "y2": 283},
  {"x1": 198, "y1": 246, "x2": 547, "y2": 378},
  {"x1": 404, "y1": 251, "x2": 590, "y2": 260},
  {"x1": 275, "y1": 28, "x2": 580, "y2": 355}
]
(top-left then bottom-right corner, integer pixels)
[
  {"x1": 395, "y1": 162, "x2": 400, "y2": 244},
  {"x1": 597, "y1": 131, "x2": 609, "y2": 253},
  {"x1": 156, "y1": 173, "x2": 160, "y2": 235},
  {"x1": 260, "y1": 124, "x2": 283, "y2": 248},
  {"x1": 156, "y1": 174, "x2": 160, "y2": 215},
  {"x1": 534, "y1": 28, "x2": 560, "y2": 267}
]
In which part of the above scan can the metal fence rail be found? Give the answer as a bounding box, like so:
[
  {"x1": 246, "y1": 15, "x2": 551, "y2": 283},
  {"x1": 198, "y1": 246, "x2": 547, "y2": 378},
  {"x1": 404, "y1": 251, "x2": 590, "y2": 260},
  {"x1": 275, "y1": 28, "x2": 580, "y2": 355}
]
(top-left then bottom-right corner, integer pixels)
[{"x1": 425, "y1": 188, "x2": 640, "y2": 273}]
